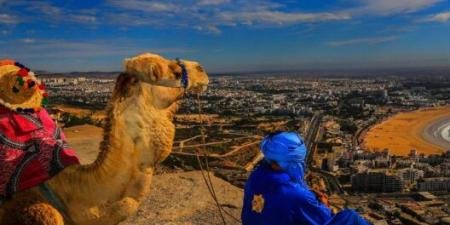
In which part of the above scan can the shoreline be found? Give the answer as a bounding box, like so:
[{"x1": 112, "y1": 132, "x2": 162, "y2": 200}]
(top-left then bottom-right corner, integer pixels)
[
  {"x1": 422, "y1": 116, "x2": 450, "y2": 150},
  {"x1": 363, "y1": 106, "x2": 450, "y2": 156}
]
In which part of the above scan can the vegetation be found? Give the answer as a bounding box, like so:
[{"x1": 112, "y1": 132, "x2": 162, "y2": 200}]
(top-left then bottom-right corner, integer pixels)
[
  {"x1": 61, "y1": 113, "x2": 99, "y2": 127},
  {"x1": 339, "y1": 119, "x2": 358, "y2": 134}
]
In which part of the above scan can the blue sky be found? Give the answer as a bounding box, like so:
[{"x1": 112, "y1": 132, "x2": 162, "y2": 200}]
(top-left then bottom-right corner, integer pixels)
[{"x1": 1, "y1": 0, "x2": 450, "y2": 73}]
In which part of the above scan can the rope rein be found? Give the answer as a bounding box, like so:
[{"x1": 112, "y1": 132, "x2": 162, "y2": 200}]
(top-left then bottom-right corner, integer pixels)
[
  {"x1": 195, "y1": 93, "x2": 227, "y2": 225},
  {"x1": 194, "y1": 93, "x2": 242, "y2": 224}
]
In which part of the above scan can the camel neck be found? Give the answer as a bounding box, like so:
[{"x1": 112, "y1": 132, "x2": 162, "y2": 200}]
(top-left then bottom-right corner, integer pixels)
[
  {"x1": 48, "y1": 82, "x2": 177, "y2": 225},
  {"x1": 80, "y1": 82, "x2": 175, "y2": 193},
  {"x1": 90, "y1": 83, "x2": 155, "y2": 181}
]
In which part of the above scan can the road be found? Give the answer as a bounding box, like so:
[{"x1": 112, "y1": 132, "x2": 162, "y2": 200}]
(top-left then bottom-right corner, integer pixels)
[{"x1": 305, "y1": 113, "x2": 344, "y2": 194}]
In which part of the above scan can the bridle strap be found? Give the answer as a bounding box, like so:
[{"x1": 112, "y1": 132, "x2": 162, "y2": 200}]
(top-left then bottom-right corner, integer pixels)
[
  {"x1": 150, "y1": 79, "x2": 184, "y2": 88},
  {"x1": 177, "y1": 58, "x2": 189, "y2": 89}
]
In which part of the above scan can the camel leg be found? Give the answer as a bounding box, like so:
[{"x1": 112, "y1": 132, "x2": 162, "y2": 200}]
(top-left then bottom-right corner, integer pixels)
[
  {"x1": 94, "y1": 197, "x2": 139, "y2": 225},
  {"x1": 1, "y1": 190, "x2": 64, "y2": 225},
  {"x1": 1, "y1": 202, "x2": 64, "y2": 225}
]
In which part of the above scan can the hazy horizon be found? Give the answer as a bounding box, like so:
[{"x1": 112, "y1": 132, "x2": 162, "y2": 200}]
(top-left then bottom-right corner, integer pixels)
[{"x1": 1, "y1": 0, "x2": 450, "y2": 73}]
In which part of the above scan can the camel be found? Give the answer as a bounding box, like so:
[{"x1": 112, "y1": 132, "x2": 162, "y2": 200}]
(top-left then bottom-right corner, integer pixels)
[{"x1": 0, "y1": 53, "x2": 209, "y2": 225}]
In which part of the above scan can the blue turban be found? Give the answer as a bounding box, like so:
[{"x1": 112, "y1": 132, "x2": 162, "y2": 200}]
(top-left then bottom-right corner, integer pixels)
[{"x1": 260, "y1": 131, "x2": 307, "y2": 186}]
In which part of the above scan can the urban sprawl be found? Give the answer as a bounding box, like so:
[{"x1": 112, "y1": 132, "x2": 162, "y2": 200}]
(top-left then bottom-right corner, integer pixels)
[{"x1": 42, "y1": 71, "x2": 450, "y2": 225}]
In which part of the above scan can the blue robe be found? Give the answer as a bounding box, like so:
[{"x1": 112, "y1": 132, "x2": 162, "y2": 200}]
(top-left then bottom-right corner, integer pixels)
[{"x1": 242, "y1": 163, "x2": 369, "y2": 225}]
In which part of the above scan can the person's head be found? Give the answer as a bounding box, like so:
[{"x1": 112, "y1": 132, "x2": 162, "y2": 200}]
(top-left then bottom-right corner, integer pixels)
[{"x1": 260, "y1": 131, "x2": 307, "y2": 185}]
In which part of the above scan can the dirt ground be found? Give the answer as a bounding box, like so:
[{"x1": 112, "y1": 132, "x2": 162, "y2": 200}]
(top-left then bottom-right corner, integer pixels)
[
  {"x1": 64, "y1": 124, "x2": 103, "y2": 164},
  {"x1": 119, "y1": 171, "x2": 243, "y2": 225},
  {"x1": 363, "y1": 106, "x2": 450, "y2": 156}
]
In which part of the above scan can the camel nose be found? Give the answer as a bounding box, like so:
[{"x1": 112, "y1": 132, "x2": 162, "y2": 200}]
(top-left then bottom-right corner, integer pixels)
[
  {"x1": 200, "y1": 83, "x2": 208, "y2": 92},
  {"x1": 190, "y1": 82, "x2": 208, "y2": 93}
]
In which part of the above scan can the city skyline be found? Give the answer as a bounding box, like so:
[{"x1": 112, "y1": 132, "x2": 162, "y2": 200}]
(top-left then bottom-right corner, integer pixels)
[{"x1": 1, "y1": 0, "x2": 450, "y2": 73}]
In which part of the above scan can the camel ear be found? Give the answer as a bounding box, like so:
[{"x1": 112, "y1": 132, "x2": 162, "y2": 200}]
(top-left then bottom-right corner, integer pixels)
[
  {"x1": 168, "y1": 61, "x2": 182, "y2": 78},
  {"x1": 113, "y1": 73, "x2": 138, "y2": 99},
  {"x1": 123, "y1": 57, "x2": 161, "y2": 83}
]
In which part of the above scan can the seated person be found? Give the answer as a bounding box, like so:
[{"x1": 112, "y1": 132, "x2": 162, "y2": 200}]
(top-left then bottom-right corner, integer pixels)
[
  {"x1": 242, "y1": 131, "x2": 369, "y2": 225},
  {"x1": 0, "y1": 60, "x2": 79, "y2": 203}
]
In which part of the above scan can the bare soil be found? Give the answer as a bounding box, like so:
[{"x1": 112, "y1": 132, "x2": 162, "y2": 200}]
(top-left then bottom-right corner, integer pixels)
[
  {"x1": 119, "y1": 171, "x2": 243, "y2": 225},
  {"x1": 64, "y1": 124, "x2": 103, "y2": 164}
]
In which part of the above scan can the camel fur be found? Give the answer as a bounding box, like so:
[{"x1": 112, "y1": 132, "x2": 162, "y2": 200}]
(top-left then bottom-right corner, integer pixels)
[{"x1": 0, "y1": 53, "x2": 209, "y2": 225}]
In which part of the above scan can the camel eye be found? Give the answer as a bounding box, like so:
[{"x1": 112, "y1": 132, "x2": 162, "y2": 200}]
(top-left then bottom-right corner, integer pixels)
[
  {"x1": 174, "y1": 72, "x2": 182, "y2": 79},
  {"x1": 196, "y1": 65, "x2": 204, "y2": 72}
]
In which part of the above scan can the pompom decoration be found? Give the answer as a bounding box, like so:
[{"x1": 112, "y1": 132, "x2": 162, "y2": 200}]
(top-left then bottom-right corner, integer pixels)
[
  {"x1": 0, "y1": 60, "x2": 47, "y2": 113},
  {"x1": 18, "y1": 68, "x2": 29, "y2": 77},
  {"x1": 42, "y1": 98, "x2": 48, "y2": 105}
]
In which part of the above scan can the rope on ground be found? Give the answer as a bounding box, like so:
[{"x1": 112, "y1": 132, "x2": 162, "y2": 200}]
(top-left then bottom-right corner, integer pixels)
[
  {"x1": 204, "y1": 153, "x2": 242, "y2": 223},
  {"x1": 194, "y1": 93, "x2": 242, "y2": 224},
  {"x1": 195, "y1": 93, "x2": 227, "y2": 225}
]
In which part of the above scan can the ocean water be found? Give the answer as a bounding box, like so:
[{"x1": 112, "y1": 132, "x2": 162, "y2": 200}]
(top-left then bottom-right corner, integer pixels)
[
  {"x1": 424, "y1": 118, "x2": 450, "y2": 149},
  {"x1": 440, "y1": 122, "x2": 450, "y2": 143}
]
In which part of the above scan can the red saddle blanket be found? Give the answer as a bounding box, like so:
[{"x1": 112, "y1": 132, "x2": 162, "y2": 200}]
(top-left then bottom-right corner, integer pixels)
[{"x1": 0, "y1": 107, "x2": 79, "y2": 201}]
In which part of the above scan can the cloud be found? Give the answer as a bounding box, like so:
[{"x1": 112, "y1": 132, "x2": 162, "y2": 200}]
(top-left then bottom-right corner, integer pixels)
[
  {"x1": 1, "y1": 39, "x2": 192, "y2": 59},
  {"x1": 107, "y1": 0, "x2": 177, "y2": 12},
  {"x1": 218, "y1": 11, "x2": 350, "y2": 25},
  {"x1": 194, "y1": 25, "x2": 222, "y2": 34},
  {"x1": 0, "y1": 14, "x2": 17, "y2": 24},
  {"x1": 351, "y1": 0, "x2": 441, "y2": 16},
  {"x1": 326, "y1": 36, "x2": 398, "y2": 47},
  {"x1": 0, "y1": 0, "x2": 444, "y2": 35},
  {"x1": 105, "y1": 0, "x2": 351, "y2": 33},
  {"x1": 0, "y1": 39, "x2": 194, "y2": 72},
  {"x1": 19, "y1": 38, "x2": 36, "y2": 44},
  {"x1": 69, "y1": 15, "x2": 97, "y2": 24},
  {"x1": 24, "y1": 1, "x2": 62, "y2": 16},
  {"x1": 0, "y1": 1, "x2": 98, "y2": 25},
  {"x1": 422, "y1": 11, "x2": 450, "y2": 22},
  {"x1": 197, "y1": 0, "x2": 231, "y2": 6},
  {"x1": 102, "y1": 0, "x2": 439, "y2": 33}
]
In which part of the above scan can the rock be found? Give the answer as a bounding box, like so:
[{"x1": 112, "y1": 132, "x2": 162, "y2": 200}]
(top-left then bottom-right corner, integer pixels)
[{"x1": 119, "y1": 171, "x2": 243, "y2": 225}]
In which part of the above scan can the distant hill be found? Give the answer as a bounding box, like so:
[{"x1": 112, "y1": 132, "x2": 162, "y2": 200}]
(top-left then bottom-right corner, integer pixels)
[
  {"x1": 37, "y1": 67, "x2": 450, "y2": 79},
  {"x1": 39, "y1": 71, "x2": 119, "y2": 78}
]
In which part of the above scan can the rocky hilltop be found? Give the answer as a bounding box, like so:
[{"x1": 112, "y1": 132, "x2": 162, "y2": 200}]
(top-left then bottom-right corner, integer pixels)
[
  {"x1": 65, "y1": 125, "x2": 243, "y2": 225},
  {"x1": 119, "y1": 171, "x2": 243, "y2": 225}
]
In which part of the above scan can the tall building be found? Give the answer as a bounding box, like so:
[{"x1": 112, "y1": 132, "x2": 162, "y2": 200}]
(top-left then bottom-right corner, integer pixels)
[
  {"x1": 351, "y1": 170, "x2": 404, "y2": 193},
  {"x1": 408, "y1": 149, "x2": 418, "y2": 160},
  {"x1": 397, "y1": 168, "x2": 424, "y2": 184},
  {"x1": 417, "y1": 177, "x2": 450, "y2": 192}
]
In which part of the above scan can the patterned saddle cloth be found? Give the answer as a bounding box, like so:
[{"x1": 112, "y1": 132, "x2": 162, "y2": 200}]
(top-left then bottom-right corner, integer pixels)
[{"x1": 0, "y1": 107, "x2": 79, "y2": 202}]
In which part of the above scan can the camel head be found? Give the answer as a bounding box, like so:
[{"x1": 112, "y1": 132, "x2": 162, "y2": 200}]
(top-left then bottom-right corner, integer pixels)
[
  {"x1": 108, "y1": 53, "x2": 209, "y2": 165},
  {"x1": 119, "y1": 53, "x2": 209, "y2": 109}
]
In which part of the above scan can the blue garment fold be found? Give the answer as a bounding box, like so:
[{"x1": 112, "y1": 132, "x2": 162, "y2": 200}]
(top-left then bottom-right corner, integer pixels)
[
  {"x1": 242, "y1": 163, "x2": 370, "y2": 225},
  {"x1": 242, "y1": 132, "x2": 369, "y2": 225}
]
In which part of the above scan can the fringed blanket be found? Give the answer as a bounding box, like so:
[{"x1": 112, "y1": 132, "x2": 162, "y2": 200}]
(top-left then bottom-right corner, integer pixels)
[{"x1": 0, "y1": 107, "x2": 79, "y2": 202}]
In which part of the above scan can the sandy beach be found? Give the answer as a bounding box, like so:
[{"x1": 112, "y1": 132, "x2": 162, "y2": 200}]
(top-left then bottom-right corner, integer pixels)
[{"x1": 363, "y1": 106, "x2": 450, "y2": 156}]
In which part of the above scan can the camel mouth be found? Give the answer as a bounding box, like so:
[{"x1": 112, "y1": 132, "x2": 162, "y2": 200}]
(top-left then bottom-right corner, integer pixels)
[{"x1": 188, "y1": 84, "x2": 208, "y2": 94}]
